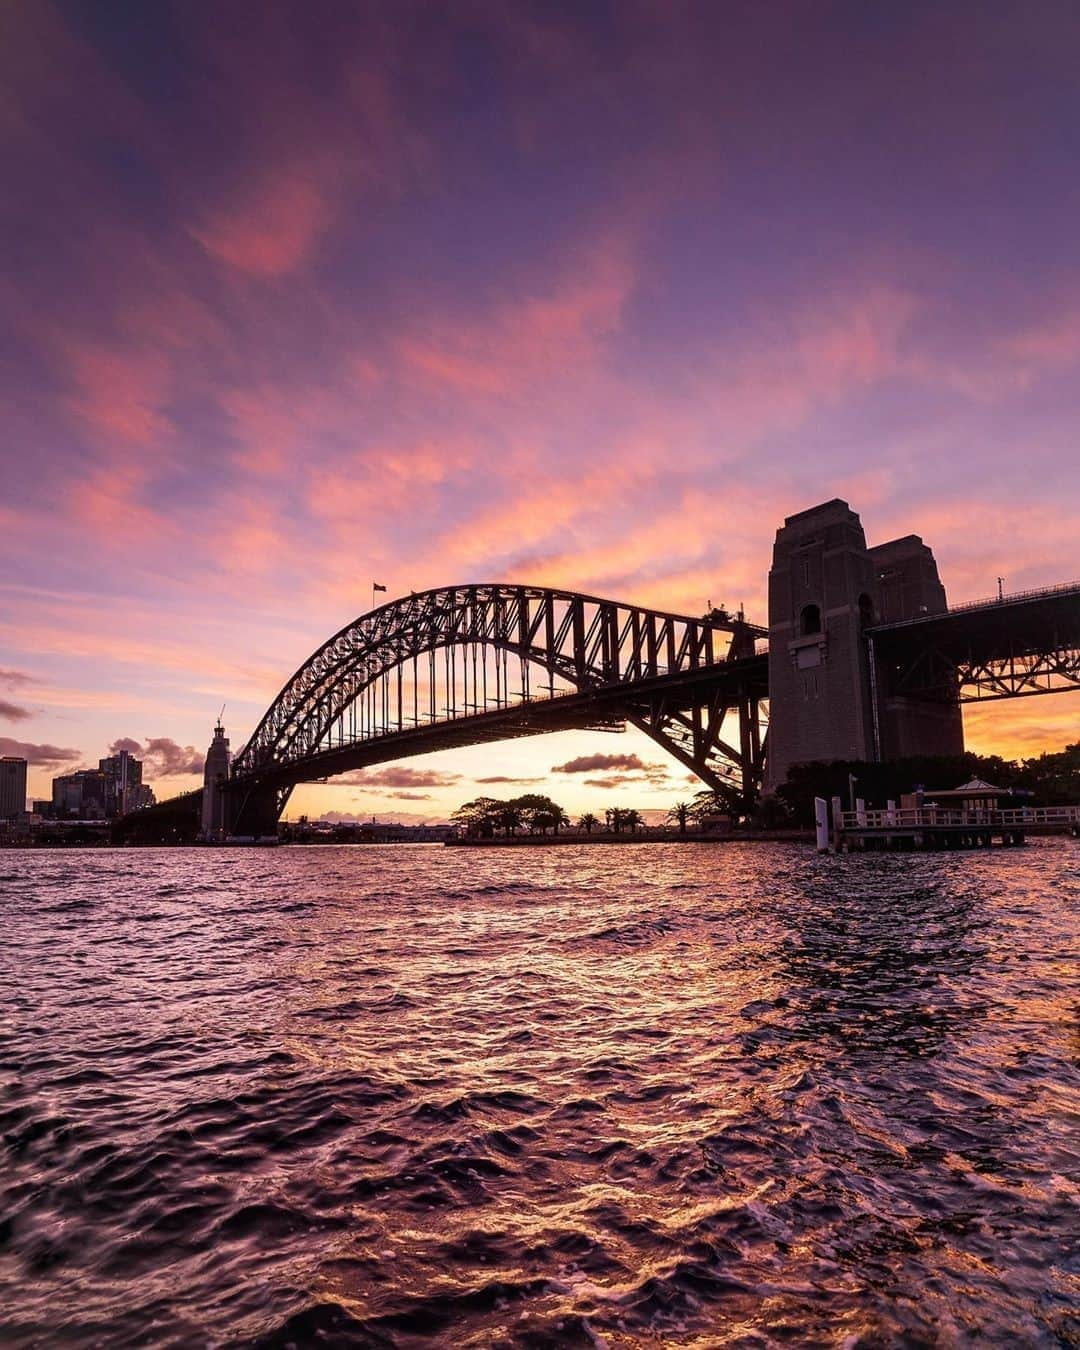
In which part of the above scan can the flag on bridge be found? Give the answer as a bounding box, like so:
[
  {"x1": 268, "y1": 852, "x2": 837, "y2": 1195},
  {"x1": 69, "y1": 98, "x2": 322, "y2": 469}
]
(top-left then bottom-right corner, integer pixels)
[{"x1": 373, "y1": 582, "x2": 387, "y2": 593}]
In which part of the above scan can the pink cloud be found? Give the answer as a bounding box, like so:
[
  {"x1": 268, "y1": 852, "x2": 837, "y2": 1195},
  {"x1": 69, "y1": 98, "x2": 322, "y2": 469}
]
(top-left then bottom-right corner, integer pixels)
[
  {"x1": 1004, "y1": 303, "x2": 1080, "y2": 369},
  {"x1": 475, "y1": 775, "x2": 544, "y2": 785},
  {"x1": 60, "y1": 337, "x2": 173, "y2": 447},
  {"x1": 107, "y1": 736, "x2": 205, "y2": 778},
  {"x1": 192, "y1": 161, "x2": 338, "y2": 278},
  {"x1": 552, "y1": 752, "x2": 656, "y2": 774},
  {"x1": 395, "y1": 229, "x2": 637, "y2": 397}
]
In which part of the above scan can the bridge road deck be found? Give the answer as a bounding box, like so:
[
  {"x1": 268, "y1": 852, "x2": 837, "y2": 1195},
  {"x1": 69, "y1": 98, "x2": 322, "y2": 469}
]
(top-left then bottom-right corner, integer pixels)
[{"x1": 867, "y1": 579, "x2": 1080, "y2": 704}]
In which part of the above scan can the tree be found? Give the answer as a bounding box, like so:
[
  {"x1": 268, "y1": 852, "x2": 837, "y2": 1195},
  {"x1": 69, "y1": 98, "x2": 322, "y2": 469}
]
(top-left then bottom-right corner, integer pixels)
[
  {"x1": 605, "y1": 806, "x2": 626, "y2": 833},
  {"x1": 452, "y1": 792, "x2": 573, "y2": 839},
  {"x1": 623, "y1": 809, "x2": 642, "y2": 833},
  {"x1": 667, "y1": 801, "x2": 692, "y2": 834},
  {"x1": 753, "y1": 793, "x2": 791, "y2": 829},
  {"x1": 495, "y1": 802, "x2": 523, "y2": 836},
  {"x1": 1021, "y1": 742, "x2": 1080, "y2": 804},
  {"x1": 774, "y1": 753, "x2": 1040, "y2": 826},
  {"x1": 578, "y1": 812, "x2": 598, "y2": 834},
  {"x1": 535, "y1": 803, "x2": 570, "y2": 835},
  {"x1": 451, "y1": 797, "x2": 501, "y2": 837},
  {"x1": 513, "y1": 793, "x2": 569, "y2": 834},
  {"x1": 691, "y1": 787, "x2": 737, "y2": 817}
]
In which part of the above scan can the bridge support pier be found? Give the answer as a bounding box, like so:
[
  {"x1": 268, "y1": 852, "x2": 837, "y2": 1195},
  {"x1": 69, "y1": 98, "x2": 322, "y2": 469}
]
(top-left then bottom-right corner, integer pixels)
[{"x1": 765, "y1": 500, "x2": 963, "y2": 790}]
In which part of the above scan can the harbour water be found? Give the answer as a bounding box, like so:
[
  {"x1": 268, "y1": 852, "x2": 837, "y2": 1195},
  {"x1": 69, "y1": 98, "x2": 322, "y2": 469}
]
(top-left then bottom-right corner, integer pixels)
[{"x1": 1, "y1": 841, "x2": 1076, "y2": 1347}]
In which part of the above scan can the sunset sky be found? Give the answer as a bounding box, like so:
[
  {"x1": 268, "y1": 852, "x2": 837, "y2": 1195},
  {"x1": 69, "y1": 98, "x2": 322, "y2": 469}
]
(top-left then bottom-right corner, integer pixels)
[{"x1": 2, "y1": 1, "x2": 1077, "y2": 822}]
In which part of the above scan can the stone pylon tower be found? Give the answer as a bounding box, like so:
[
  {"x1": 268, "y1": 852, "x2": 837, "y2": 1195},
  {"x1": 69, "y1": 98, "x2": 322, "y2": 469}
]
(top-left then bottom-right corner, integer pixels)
[
  {"x1": 868, "y1": 534, "x2": 965, "y2": 760},
  {"x1": 765, "y1": 499, "x2": 962, "y2": 789},
  {"x1": 766, "y1": 501, "x2": 878, "y2": 788},
  {"x1": 200, "y1": 722, "x2": 231, "y2": 839}
]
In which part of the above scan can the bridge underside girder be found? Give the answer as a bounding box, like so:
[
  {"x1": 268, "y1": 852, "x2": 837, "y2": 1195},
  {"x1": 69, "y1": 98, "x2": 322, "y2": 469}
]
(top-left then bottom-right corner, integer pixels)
[
  {"x1": 870, "y1": 586, "x2": 1080, "y2": 704},
  {"x1": 886, "y1": 641, "x2": 1080, "y2": 702}
]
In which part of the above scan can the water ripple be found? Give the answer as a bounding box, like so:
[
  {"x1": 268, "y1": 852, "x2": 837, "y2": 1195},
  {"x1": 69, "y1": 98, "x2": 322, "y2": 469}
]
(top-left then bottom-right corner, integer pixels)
[{"x1": 0, "y1": 841, "x2": 1077, "y2": 1346}]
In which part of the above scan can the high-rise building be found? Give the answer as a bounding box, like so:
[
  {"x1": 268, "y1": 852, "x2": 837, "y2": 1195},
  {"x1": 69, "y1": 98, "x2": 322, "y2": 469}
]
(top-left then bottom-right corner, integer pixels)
[
  {"x1": 98, "y1": 749, "x2": 144, "y2": 816},
  {"x1": 0, "y1": 757, "x2": 28, "y2": 819}
]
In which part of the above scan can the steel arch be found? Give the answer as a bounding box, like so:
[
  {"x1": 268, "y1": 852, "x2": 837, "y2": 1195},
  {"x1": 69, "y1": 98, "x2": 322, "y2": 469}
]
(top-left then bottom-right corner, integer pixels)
[{"x1": 231, "y1": 584, "x2": 766, "y2": 803}]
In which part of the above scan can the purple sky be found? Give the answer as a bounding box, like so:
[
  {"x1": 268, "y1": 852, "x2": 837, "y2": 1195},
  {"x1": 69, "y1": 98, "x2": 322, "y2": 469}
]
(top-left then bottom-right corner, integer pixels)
[{"x1": 2, "y1": 1, "x2": 1077, "y2": 819}]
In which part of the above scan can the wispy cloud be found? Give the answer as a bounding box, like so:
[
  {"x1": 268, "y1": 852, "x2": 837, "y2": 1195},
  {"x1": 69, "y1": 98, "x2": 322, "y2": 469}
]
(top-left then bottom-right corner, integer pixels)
[
  {"x1": 0, "y1": 669, "x2": 35, "y2": 689},
  {"x1": 0, "y1": 738, "x2": 81, "y2": 768},
  {"x1": 191, "y1": 158, "x2": 339, "y2": 278},
  {"x1": 475, "y1": 775, "x2": 544, "y2": 785},
  {"x1": 335, "y1": 766, "x2": 463, "y2": 789}
]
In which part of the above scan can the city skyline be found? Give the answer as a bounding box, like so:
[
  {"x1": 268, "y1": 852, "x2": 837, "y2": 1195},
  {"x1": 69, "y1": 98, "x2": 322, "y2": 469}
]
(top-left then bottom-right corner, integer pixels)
[{"x1": 3, "y1": 3, "x2": 1079, "y2": 821}]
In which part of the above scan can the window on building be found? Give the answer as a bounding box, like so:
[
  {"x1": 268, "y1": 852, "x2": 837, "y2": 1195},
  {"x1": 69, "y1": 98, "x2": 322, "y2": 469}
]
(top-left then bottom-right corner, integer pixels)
[
  {"x1": 859, "y1": 593, "x2": 874, "y2": 629},
  {"x1": 800, "y1": 603, "x2": 821, "y2": 636}
]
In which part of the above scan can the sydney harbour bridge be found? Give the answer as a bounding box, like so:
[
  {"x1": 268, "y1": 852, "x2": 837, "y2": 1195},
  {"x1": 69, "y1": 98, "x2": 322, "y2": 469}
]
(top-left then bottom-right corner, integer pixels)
[{"x1": 119, "y1": 499, "x2": 1080, "y2": 841}]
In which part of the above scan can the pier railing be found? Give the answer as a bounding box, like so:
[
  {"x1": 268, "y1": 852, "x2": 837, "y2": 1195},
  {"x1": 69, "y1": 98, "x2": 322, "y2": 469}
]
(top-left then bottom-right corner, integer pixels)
[
  {"x1": 815, "y1": 794, "x2": 1080, "y2": 851},
  {"x1": 838, "y1": 804, "x2": 1080, "y2": 830}
]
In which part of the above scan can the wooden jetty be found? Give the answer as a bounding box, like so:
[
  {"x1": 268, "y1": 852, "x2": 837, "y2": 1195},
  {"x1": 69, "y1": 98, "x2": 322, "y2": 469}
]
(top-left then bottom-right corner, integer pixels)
[{"x1": 816, "y1": 794, "x2": 1080, "y2": 853}]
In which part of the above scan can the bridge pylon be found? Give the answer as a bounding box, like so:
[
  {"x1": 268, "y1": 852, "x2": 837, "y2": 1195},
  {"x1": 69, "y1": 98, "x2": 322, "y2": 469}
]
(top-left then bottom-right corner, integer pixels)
[{"x1": 765, "y1": 499, "x2": 963, "y2": 789}]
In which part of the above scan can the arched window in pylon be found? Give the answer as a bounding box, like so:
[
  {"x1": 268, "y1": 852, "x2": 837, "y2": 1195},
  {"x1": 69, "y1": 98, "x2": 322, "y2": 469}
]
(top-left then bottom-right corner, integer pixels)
[
  {"x1": 800, "y1": 603, "x2": 821, "y2": 636},
  {"x1": 858, "y1": 593, "x2": 875, "y2": 630}
]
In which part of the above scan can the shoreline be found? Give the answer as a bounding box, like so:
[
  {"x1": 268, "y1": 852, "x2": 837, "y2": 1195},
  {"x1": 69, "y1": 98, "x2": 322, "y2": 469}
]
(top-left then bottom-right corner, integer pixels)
[{"x1": 445, "y1": 829, "x2": 814, "y2": 847}]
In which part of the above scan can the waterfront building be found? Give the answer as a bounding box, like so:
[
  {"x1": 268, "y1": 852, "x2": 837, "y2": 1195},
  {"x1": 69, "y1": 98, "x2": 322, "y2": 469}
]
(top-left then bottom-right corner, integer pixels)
[
  {"x1": 51, "y1": 754, "x2": 155, "y2": 819},
  {"x1": 201, "y1": 721, "x2": 232, "y2": 838},
  {"x1": 0, "y1": 757, "x2": 28, "y2": 819}
]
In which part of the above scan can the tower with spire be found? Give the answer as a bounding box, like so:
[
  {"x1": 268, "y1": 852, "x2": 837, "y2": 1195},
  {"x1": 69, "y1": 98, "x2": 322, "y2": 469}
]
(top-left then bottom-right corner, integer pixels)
[{"x1": 200, "y1": 719, "x2": 232, "y2": 839}]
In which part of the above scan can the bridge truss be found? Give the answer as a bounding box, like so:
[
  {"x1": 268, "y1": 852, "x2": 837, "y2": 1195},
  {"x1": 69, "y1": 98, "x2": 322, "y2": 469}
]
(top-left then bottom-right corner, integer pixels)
[
  {"x1": 227, "y1": 585, "x2": 768, "y2": 830},
  {"x1": 869, "y1": 581, "x2": 1080, "y2": 703}
]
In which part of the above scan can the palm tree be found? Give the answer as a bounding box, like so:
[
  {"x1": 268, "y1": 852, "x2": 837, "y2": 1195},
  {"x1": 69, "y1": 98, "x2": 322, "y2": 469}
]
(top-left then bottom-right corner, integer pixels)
[
  {"x1": 668, "y1": 801, "x2": 692, "y2": 834},
  {"x1": 623, "y1": 808, "x2": 642, "y2": 833},
  {"x1": 578, "y1": 812, "x2": 598, "y2": 835},
  {"x1": 605, "y1": 806, "x2": 625, "y2": 833}
]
